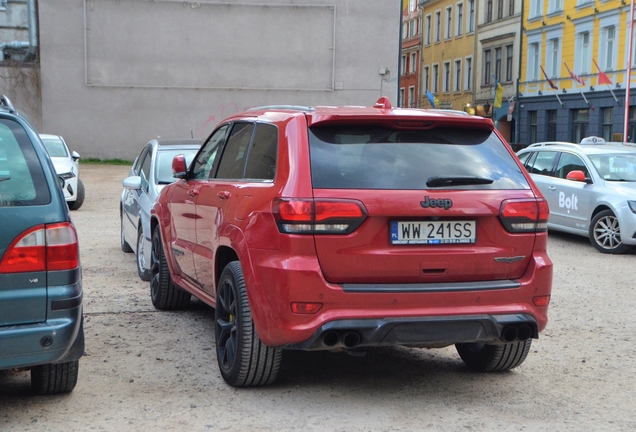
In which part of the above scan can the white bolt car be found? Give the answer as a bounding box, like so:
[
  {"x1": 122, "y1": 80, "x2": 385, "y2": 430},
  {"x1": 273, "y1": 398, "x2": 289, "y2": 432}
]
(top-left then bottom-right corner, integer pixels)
[
  {"x1": 39, "y1": 134, "x2": 84, "y2": 210},
  {"x1": 517, "y1": 136, "x2": 636, "y2": 254}
]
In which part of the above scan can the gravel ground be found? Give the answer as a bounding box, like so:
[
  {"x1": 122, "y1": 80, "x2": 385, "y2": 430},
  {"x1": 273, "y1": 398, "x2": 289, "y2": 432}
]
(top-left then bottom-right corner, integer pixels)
[{"x1": 1, "y1": 164, "x2": 635, "y2": 431}]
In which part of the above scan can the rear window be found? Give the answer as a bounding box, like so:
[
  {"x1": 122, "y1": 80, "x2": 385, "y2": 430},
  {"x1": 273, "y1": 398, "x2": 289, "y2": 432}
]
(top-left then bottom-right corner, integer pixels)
[
  {"x1": 308, "y1": 125, "x2": 530, "y2": 190},
  {"x1": 0, "y1": 119, "x2": 51, "y2": 206}
]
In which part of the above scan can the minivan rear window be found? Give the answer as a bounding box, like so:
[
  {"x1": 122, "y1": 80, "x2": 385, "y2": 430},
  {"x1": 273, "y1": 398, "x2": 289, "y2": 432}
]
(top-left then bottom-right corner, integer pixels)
[
  {"x1": 308, "y1": 125, "x2": 530, "y2": 190},
  {"x1": 0, "y1": 119, "x2": 51, "y2": 206}
]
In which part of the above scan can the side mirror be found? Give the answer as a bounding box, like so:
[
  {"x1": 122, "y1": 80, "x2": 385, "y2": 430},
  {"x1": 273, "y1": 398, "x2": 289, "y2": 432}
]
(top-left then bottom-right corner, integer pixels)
[
  {"x1": 122, "y1": 175, "x2": 142, "y2": 190},
  {"x1": 71, "y1": 151, "x2": 80, "y2": 161},
  {"x1": 172, "y1": 154, "x2": 188, "y2": 179},
  {"x1": 566, "y1": 170, "x2": 588, "y2": 182}
]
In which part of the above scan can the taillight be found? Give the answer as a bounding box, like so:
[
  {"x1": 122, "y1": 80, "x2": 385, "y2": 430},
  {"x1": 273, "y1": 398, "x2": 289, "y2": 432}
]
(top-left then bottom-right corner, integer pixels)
[
  {"x1": 272, "y1": 198, "x2": 367, "y2": 234},
  {"x1": 499, "y1": 198, "x2": 549, "y2": 233},
  {"x1": 0, "y1": 222, "x2": 79, "y2": 273}
]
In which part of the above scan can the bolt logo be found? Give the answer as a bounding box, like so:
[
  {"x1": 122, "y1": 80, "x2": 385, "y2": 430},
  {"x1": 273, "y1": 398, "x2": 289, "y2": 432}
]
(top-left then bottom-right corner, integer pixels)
[{"x1": 559, "y1": 191, "x2": 578, "y2": 214}]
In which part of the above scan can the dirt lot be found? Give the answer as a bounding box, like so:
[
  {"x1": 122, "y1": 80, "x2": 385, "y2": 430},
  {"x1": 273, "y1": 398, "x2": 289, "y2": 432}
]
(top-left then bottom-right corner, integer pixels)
[{"x1": 1, "y1": 164, "x2": 636, "y2": 431}]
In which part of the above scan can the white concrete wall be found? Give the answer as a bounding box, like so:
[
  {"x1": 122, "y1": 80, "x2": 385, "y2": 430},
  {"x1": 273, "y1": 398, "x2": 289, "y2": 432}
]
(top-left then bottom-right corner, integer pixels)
[{"x1": 39, "y1": 0, "x2": 400, "y2": 160}]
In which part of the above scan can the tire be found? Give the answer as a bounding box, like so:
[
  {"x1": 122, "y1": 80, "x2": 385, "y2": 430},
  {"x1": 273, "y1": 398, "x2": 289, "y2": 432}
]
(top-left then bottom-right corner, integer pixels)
[
  {"x1": 120, "y1": 212, "x2": 133, "y2": 253},
  {"x1": 150, "y1": 225, "x2": 190, "y2": 310},
  {"x1": 31, "y1": 360, "x2": 79, "y2": 395},
  {"x1": 456, "y1": 340, "x2": 532, "y2": 372},
  {"x1": 136, "y1": 227, "x2": 151, "y2": 281},
  {"x1": 215, "y1": 261, "x2": 282, "y2": 387},
  {"x1": 589, "y1": 209, "x2": 631, "y2": 254},
  {"x1": 68, "y1": 178, "x2": 85, "y2": 210}
]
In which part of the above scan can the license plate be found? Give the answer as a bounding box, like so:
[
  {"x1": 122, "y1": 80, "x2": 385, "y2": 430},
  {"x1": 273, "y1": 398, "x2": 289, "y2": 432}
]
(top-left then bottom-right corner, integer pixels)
[{"x1": 390, "y1": 221, "x2": 476, "y2": 245}]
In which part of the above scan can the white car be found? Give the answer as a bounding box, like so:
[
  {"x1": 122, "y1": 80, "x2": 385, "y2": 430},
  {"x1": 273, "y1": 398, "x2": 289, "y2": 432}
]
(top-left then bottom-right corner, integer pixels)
[
  {"x1": 517, "y1": 137, "x2": 636, "y2": 254},
  {"x1": 121, "y1": 139, "x2": 201, "y2": 281},
  {"x1": 39, "y1": 134, "x2": 84, "y2": 210}
]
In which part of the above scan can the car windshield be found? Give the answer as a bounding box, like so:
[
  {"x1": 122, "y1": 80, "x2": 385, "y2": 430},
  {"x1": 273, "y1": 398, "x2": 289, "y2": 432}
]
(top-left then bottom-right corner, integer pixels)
[
  {"x1": 40, "y1": 137, "x2": 69, "y2": 157},
  {"x1": 588, "y1": 153, "x2": 636, "y2": 181},
  {"x1": 156, "y1": 148, "x2": 199, "y2": 184},
  {"x1": 308, "y1": 125, "x2": 530, "y2": 190}
]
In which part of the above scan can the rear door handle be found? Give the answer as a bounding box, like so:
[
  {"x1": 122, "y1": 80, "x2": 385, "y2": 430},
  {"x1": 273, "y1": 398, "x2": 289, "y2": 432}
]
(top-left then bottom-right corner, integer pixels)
[
  {"x1": 217, "y1": 190, "x2": 231, "y2": 200},
  {"x1": 548, "y1": 186, "x2": 557, "y2": 191},
  {"x1": 188, "y1": 189, "x2": 199, "y2": 197}
]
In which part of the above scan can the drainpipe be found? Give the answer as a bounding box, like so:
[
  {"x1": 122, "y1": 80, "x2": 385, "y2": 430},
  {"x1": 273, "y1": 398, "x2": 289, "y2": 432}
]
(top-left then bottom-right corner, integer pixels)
[
  {"x1": 0, "y1": 0, "x2": 38, "y2": 61},
  {"x1": 24, "y1": 0, "x2": 38, "y2": 61},
  {"x1": 0, "y1": 41, "x2": 30, "y2": 61}
]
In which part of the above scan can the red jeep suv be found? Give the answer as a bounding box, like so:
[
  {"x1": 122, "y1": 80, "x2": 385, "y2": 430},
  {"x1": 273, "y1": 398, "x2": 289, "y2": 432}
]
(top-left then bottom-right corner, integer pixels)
[{"x1": 150, "y1": 98, "x2": 552, "y2": 387}]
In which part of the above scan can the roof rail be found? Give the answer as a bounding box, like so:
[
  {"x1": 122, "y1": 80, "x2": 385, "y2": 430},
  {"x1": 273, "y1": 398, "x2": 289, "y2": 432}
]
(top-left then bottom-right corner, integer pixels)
[
  {"x1": 0, "y1": 95, "x2": 16, "y2": 114},
  {"x1": 247, "y1": 105, "x2": 315, "y2": 112},
  {"x1": 527, "y1": 141, "x2": 580, "y2": 148}
]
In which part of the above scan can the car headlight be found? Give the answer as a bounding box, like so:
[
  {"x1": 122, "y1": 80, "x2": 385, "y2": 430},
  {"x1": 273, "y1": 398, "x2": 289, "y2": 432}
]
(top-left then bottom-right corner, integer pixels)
[
  {"x1": 58, "y1": 172, "x2": 76, "y2": 180},
  {"x1": 628, "y1": 201, "x2": 636, "y2": 214}
]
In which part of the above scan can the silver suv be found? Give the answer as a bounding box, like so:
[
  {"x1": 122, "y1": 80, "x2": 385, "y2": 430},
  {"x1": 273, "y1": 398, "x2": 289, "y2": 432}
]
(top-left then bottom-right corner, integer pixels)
[{"x1": 517, "y1": 137, "x2": 636, "y2": 253}]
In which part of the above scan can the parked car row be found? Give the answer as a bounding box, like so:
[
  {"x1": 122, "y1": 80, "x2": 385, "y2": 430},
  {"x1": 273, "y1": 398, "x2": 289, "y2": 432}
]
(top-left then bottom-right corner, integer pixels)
[
  {"x1": 0, "y1": 96, "x2": 84, "y2": 394},
  {"x1": 517, "y1": 136, "x2": 636, "y2": 254},
  {"x1": 119, "y1": 97, "x2": 554, "y2": 387}
]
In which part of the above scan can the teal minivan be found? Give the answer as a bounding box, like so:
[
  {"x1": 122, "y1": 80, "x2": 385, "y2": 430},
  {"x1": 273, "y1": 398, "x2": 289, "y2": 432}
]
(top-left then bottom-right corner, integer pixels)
[{"x1": 0, "y1": 96, "x2": 84, "y2": 394}]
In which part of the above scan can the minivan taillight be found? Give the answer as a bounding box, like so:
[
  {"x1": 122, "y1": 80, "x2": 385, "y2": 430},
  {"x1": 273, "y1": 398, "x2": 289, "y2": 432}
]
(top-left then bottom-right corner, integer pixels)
[
  {"x1": 272, "y1": 198, "x2": 367, "y2": 234},
  {"x1": 0, "y1": 222, "x2": 79, "y2": 273},
  {"x1": 499, "y1": 199, "x2": 549, "y2": 233}
]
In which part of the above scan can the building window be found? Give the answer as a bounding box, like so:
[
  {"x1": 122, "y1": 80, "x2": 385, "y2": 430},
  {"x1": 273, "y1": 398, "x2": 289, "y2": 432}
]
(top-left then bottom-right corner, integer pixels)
[
  {"x1": 547, "y1": 110, "x2": 557, "y2": 141},
  {"x1": 530, "y1": 111, "x2": 538, "y2": 144},
  {"x1": 484, "y1": 50, "x2": 492, "y2": 84},
  {"x1": 506, "y1": 44, "x2": 513, "y2": 81},
  {"x1": 509, "y1": 0, "x2": 515, "y2": 16},
  {"x1": 424, "y1": 66, "x2": 430, "y2": 91},
  {"x1": 602, "y1": 107, "x2": 613, "y2": 141},
  {"x1": 455, "y1": 59, "x2": 462, "y2": 92},
  {"x1": 605, "y1": 26, "x2": 616, "y2": 71},
  {"x1": 409, "y1": 0, "x2": 416, "y2": 12},
  {"x1": 465, "y1": 56, "x2": 472, "y2": 90},
  {"x1": 572, "y1": 109, "x2": 590, "y2": 143},
  {"x1": 497, "y1": 0, "x2": 504, "y2": 19},
  {"x1": 468, "y1": 0, "x2": 475, "y2": 33},
  {"x1": 410, "y1": 52, "x2": 417, "y2": 74},
  {"x1": 0, "y1": 0, "x2": 7, "y2": 11},
  {"x1": 433, "y1": 64, "x2": 439, "y2": 92},
  {"x1": 435, "y1": 11, "x2": 441, "y2": 42},
  {"x1": 549, "y1": 0, "x2": 563, "y2": 13},
  {"x1": 400, "y1": 88, "x2": 405, "y2": 107},
  {"x1": 401, "y1": 55, "x2": 407, "y2": 75},
  {"x1": 629, "y1": 107, "x2": 636, "y2": 142},
  {"x1": 425, "y1": 15, "x2": 432, "y2": 45},
  {"x1": 409, "y1": 20, "x2": 416, "y2": 38},
  {"x1": 409, "y1": 86, "x2": 415, "y2": 108},
  {"x1": 443, "y1": 61, "x2": 451, "y2": 93},
  {"x1": 486, "y1": 0, "x2": 493, "y2": 22},
  {"x1": 529, "y1": 42, "x2": 540, "y2": 81},
  {"x1": 549, "y1": 38, "x2": 560, "y2": 78},
  {"x1": 446, "y1": 7, "x2": 453, "y2": 39},
  {"x1": 578, "y1": 31, "x2": 590, "y2": 74},
  {"x1": 456, "y1": 3, "x2": 464, "y2": 36},
  {"x1": 495, "y1": 47, "x2": 502, "y2": 82},
  {"x1": 530, "y1": 0, "x2": 542, "y2": 18}
]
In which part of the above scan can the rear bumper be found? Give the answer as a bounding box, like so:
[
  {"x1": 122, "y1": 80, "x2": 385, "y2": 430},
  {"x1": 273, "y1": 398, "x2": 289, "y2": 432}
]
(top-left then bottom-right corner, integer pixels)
[
  {"x1": 244, "y1": 248, "x2": 552, "y2": 347},
  {"x1": 282, "y1": 313, "x2": 538, "y2": 350},
  {"x1": 0, "y1": 277, "x2": 84, "y2": 370}
]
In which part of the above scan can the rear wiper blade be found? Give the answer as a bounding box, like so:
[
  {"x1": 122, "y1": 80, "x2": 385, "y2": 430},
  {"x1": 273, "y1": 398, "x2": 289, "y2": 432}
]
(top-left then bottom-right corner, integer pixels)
[
  {"x1": 426, "y1": 176, "x2": 494, "y2": 187},
  {"x1": 0, "y1": 177, "x2": 10, "y2": 183}
]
